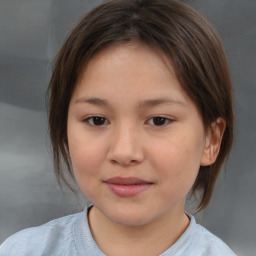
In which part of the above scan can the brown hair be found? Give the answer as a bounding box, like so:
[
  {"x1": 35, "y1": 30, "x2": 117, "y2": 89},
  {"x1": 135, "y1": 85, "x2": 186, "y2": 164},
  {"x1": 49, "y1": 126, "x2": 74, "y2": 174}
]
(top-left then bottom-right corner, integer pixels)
[{"x1": 47, "y1": 0, "x2": 233, "y2": 211}]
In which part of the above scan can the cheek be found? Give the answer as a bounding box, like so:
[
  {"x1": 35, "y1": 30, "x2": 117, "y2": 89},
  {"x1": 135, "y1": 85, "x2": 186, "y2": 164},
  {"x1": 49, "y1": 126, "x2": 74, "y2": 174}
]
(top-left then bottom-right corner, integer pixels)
[
  {"x1": 149, "y1": 134, "x2": 203, "y2": 186},
  {"x1": 70, "y1": 146, "x2": 102, "y2": 174},
  {"x1": 68, "y1": 136, "x2": 107, "y2": 198},
  {"x1": 68, "y1": 130, "x2": 107, "y2": 179}
]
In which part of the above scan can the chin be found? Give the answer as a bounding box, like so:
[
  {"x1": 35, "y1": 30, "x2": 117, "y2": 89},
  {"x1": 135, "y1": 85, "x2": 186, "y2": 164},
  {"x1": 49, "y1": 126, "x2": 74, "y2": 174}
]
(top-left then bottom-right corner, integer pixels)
[
  {"x1": 111, "y1": 215, "x2": 150, "y2": 227},
  {"x1": 104, "y1": 206, "x2": 153, "y2": 227}
]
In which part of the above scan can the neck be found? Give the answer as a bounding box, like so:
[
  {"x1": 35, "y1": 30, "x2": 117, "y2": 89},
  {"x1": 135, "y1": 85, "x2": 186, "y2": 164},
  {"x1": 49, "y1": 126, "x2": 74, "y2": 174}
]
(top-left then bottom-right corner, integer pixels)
[{"x1": 88, "y1": 206, "x2": 189, "y2": 256}]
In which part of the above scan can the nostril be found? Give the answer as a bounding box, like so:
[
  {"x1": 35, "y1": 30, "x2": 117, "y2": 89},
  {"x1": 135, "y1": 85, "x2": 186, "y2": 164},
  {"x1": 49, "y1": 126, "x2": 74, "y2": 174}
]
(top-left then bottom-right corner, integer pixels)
[
  {"x1": 107, "y1": 135, "x2": 145, "y2": 165},
  {"x1": 109, "y1": 152, "x2": 145, "y2": 165},
  {"x1": 110, "y1": 158, "x2": 139, "y2": 166}
]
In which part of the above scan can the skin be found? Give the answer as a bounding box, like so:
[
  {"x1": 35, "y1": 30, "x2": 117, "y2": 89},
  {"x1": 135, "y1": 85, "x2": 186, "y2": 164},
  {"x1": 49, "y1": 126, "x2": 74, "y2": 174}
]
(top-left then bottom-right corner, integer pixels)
[{"x1": 67, "y1": 43, "x2": 225, "y2": 256}]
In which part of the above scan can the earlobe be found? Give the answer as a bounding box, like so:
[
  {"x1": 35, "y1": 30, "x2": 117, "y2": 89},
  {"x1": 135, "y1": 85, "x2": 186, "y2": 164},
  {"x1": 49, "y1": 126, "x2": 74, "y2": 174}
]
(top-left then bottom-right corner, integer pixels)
[{"x1": 200, "y1": 117, "x2": 226, "y2": 166}]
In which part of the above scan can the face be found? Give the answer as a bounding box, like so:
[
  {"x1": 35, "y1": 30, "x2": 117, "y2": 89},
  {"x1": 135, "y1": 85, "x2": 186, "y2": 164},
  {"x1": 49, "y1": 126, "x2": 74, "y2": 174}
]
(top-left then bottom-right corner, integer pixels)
[{"x1": 67, "y1": 43, "x2": 212, "y2": 227}]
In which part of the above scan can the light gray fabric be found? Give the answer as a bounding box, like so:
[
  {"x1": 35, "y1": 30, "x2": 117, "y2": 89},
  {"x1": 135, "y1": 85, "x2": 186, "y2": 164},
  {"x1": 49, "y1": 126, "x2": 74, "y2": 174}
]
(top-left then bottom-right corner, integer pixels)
[{"x1": 0, "y1": 206, "x2": 236, "y2": 256}]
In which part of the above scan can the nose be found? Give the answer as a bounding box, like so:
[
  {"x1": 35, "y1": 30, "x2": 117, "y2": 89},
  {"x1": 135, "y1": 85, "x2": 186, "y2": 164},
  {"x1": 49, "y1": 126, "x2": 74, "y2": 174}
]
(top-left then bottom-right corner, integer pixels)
[{"x1": 107, "y1": 124, "x2": 145, "y2": 166}]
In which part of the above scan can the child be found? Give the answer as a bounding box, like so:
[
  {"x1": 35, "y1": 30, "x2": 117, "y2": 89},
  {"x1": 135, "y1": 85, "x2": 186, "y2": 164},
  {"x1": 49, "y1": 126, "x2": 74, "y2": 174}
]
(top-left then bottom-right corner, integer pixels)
[{"x1": 0, "y1": 0, "x2": 236, "y2": 255}]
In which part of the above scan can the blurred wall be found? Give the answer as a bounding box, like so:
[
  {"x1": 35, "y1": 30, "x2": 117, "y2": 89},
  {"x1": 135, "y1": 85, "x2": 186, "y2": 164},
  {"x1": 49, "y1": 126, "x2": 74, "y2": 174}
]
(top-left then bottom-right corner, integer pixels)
[{"x1": 0, "y1": 1, "x2": 255, "y2": 255}]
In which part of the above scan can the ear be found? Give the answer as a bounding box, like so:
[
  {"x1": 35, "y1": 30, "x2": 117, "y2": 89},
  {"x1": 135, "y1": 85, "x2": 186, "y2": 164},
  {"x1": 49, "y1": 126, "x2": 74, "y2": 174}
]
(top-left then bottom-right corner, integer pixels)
[{"x1": 200, "y1": 117, "x2": 226, "y2": 166}]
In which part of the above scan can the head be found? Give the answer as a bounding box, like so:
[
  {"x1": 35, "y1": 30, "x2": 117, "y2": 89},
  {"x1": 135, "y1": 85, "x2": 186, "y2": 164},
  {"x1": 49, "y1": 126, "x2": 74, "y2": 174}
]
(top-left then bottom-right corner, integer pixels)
[{"x1": 47, "y1": 0, "x2": 233, "y2": 212}]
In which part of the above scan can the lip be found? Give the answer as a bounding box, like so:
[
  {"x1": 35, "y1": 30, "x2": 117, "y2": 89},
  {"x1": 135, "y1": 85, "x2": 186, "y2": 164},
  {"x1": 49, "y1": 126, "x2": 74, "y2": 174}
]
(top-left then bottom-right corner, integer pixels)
[{"x1": 104, "y1": 177, "x2": 153, "y2": 197}]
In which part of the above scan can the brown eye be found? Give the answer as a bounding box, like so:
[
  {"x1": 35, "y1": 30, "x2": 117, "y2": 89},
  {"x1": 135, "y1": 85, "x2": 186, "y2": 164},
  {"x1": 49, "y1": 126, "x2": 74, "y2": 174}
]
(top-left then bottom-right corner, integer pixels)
[
  {"x1": 148, "y1": 116, "x2": 171, "y2": 126},
  {"x1": 84, "y1": 116, "x2": 109, "y2": 126}
]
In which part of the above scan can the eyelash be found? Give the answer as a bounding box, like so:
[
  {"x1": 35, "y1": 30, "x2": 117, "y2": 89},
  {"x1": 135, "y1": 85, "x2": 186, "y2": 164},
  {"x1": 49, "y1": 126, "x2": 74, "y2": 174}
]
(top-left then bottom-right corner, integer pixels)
[
  {"x1": 147, "y1": 116, "x2": 173, "y2": 126},
  {"x1": 83, "y1": 116, "x2": 173, "y2": 127},
  {"x1": 83, "y1": 116, "x2": 109, "y2": 126}
]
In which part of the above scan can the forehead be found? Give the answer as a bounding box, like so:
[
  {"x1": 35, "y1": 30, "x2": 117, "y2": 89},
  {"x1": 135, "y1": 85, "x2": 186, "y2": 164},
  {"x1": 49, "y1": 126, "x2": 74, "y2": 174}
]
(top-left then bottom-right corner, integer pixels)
[
  {"x1": 79, "y1": 42, "x2": 179, "y2": 81},
  {"x1": 70, "y1": 42, "x2": 197, "y2": 113},
  {"x1": 75, "y1": 43, "x2": 181, "y2": 93}
]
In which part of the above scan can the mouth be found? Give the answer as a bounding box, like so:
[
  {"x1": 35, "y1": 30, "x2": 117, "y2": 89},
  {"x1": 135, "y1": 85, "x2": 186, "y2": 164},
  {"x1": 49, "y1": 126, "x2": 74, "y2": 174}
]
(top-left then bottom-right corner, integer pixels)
[{"x1": 104, "y1": 177, "x2": 153, "y2": 197}]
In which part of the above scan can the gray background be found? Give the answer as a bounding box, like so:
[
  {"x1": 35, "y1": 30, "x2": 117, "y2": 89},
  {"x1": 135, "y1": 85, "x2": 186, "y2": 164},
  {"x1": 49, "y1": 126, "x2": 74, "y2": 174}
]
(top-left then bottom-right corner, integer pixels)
[{"x1": 0, "y1": 0, "x2": 255, "y2": 255}]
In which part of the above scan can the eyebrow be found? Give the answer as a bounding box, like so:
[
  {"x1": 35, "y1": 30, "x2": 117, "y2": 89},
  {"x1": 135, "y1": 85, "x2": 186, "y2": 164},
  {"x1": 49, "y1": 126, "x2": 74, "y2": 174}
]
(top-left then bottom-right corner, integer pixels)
[
  {"x1": 75, "y1": 97, "x2": 108, "y2": 106},
  {"x1": 138, "y1": 97, "x2": 187, "y2": 108},
  {"x1": 74, "y1": 97, "x2": 187, "y2": 108}
]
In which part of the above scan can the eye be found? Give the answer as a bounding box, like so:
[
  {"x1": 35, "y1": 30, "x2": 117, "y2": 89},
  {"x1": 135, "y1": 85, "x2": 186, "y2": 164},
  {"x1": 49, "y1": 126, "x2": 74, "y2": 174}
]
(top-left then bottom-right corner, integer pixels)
[
  {"x1": 83, "y1": 116, "x2": 109, "y2": 126},
  {"x1": 147, "y1": 116, "x2": 172, "y2": 126}
]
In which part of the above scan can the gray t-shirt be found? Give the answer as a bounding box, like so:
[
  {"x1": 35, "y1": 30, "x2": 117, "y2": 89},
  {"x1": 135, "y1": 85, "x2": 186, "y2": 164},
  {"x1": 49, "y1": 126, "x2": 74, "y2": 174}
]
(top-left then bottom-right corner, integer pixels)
[{"x1": 0, "y1": 206, "x2": 236, "y2": 256}]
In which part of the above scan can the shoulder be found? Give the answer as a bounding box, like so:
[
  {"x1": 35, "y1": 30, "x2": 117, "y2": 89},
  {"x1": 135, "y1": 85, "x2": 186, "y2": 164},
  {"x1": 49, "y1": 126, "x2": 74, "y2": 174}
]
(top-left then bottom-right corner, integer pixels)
[
  {"x1": 165, "y1": 214, "x2": 237, "y2": 256},
  {"x1": 0, "y1": 211, "x2": 83, "y2": 256},
  {"x1": 188, "y1": 218, "x2": 237, "y2": 256}
]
